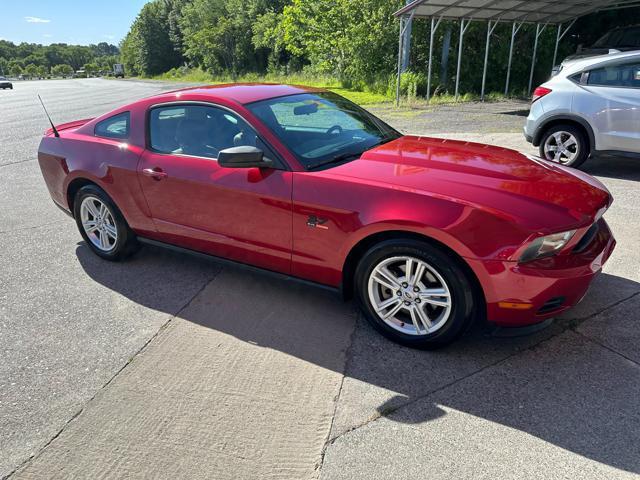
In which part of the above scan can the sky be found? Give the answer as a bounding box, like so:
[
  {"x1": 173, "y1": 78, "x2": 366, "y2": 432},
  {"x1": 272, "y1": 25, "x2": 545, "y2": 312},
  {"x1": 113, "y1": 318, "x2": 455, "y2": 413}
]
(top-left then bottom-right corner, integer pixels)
[{"x1": 0, "y1": 0, "x2": 151, "y2": 46}]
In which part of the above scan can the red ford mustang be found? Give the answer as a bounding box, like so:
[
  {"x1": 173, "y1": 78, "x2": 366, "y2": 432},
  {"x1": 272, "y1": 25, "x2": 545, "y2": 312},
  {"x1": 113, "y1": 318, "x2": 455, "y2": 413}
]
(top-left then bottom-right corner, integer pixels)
[{"x1": 38, "y1": 84, "x2": 616, "y2": 348}]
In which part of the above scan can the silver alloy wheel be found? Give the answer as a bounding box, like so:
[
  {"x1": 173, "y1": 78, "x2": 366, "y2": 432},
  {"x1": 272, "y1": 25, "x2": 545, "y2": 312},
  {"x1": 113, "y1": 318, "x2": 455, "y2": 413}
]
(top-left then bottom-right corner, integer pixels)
[
  {"x1": 367, "y1": 256, "x2": 452, "y2": 336},
  {"x1": 543, "y1": 131, "x2": 579, "y2": 165},
  {"x1": 80, "y1": 196, "x2": 118, "y2": 252}
]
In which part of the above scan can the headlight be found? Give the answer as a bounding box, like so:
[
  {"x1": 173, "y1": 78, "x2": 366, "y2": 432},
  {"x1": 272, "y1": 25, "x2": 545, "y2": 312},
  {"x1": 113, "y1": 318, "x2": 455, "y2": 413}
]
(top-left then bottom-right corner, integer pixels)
[{"x1": 519, "y1": 230, "x2": 576, "y2": 263}]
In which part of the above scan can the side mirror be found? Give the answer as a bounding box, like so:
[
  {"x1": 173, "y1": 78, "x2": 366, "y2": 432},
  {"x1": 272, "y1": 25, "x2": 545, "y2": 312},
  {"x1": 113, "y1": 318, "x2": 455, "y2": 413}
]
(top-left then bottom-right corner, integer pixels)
[{"x1": 218, "y1": 146, "x2": 271, "y2": 169}]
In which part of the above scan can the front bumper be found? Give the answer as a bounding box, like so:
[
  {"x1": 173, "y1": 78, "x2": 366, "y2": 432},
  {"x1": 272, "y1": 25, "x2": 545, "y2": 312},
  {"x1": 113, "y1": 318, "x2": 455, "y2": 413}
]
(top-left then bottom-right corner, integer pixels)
[{"x1": 467, "y1": 219, "x2": 616, "y2": 327}]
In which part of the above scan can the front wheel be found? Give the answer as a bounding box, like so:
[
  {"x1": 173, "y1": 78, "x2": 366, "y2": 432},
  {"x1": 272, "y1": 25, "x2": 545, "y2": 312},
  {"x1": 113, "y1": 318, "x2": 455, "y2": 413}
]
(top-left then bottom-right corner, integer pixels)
[
  {"x1": 73, "y1": 185, "x2": 139, "y2": 261},
  {"x1": 539, "y1": 124, "x2": 590, "y2": 168},
  {"x1": 355, "y1": 239, "x2": 476, "y2": 349}
]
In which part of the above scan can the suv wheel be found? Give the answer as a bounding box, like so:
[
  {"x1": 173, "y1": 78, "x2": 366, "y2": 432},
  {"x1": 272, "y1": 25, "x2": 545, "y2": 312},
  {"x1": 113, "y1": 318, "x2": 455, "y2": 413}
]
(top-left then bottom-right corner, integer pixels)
[
  {"x1": 355, "y1": 239, "x2": 476, "y2": 349},
  {"x1": 540, "y1": 124, "x2": 589, "y2": 168}
]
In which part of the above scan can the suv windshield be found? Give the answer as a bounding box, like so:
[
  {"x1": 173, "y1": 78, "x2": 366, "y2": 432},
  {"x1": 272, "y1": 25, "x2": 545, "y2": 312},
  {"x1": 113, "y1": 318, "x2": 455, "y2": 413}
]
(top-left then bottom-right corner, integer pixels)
[
  {"x1": 246, "y1": 92, "x2": 400, "y2": 170},
  {"x1": 592, "y1": 27, "x2": 640, "y2": 48}
]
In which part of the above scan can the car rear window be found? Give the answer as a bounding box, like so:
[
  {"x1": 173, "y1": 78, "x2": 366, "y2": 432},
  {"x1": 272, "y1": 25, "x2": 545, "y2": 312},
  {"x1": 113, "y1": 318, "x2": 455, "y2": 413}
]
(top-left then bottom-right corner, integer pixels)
[{"x1": 95, "y1": 112, "x2": 130, "y2": 139}]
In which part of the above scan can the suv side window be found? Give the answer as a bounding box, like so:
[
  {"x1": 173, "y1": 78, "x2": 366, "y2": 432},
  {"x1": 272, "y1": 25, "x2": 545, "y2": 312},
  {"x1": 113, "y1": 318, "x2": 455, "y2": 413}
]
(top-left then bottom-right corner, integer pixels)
[
  {"x1": 95, "y1": 112, "x2": 130, "y2": 139},
  {"x1": 586, "y1": 62, "x2": 640, "y2": 88},
  {"x1": 149, "y1": 104, "x2": 277, "y2": 162}
]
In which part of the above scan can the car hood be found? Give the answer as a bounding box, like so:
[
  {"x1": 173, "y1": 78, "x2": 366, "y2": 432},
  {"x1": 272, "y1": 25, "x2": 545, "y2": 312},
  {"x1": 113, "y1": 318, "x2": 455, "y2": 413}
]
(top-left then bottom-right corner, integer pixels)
[{"x1": 323, "y1": 136, "x2": 611, "y2": 231}]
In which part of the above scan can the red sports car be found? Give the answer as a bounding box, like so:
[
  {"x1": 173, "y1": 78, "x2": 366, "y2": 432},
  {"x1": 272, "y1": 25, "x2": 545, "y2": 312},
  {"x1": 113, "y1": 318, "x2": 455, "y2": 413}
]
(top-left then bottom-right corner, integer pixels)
[{"x1": 38, "y1": 84, "x2": 616, "y2": 348}]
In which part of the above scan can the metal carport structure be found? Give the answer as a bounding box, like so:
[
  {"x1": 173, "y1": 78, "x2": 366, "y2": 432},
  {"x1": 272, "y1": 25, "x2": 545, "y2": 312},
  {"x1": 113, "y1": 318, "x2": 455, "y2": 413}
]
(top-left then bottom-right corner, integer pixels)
[{"x1": 393, "y1": 0, "x2": 640, "y2": 104}]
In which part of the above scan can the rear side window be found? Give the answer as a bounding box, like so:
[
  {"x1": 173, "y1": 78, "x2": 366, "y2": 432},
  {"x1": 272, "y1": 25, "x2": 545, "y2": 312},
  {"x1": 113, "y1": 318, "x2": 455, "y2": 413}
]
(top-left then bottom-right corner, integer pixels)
[
  {"x1": 95, "y1": 112, "x2": 130, "y2": 139},
  {"x1": 586, "y1": 62, "x2": 640, "y2": 88}
]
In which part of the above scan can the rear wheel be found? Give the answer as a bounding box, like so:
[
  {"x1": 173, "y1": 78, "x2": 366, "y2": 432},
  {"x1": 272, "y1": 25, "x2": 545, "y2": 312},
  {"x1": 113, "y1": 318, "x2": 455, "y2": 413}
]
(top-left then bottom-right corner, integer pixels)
[
  {"x1": 355, "y1": 239, "x2": 476, "y2": 349},
  {"x1": 539, "y1": 124, "x2": 589, "y2": 168},
  {"x1": 73, "y1": 185, "x2": 139, "y2": 261}
]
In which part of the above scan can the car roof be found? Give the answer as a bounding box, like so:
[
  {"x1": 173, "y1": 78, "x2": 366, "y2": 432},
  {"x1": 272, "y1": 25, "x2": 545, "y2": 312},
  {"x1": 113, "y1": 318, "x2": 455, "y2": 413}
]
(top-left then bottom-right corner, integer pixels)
[
  {"x1": 154, "y1": 83, "x2": 325, "y2": 105},
  {"x1": 561, "y1": 50, "x2": 640, "y2": 76}
]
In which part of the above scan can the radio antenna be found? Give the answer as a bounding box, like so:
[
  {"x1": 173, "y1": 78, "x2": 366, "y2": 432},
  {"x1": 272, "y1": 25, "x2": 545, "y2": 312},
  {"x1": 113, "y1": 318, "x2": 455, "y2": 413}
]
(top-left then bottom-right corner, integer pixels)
[{"x1": 37, "y1": 94, "x2": 60, "y2": 138}]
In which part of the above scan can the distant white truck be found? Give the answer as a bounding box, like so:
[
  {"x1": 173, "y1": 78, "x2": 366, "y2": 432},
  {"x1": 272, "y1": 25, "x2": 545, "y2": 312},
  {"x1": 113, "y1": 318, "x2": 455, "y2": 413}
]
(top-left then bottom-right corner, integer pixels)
[{"x1": 113, "y1": 64, "x2": 125, "y2": 78}]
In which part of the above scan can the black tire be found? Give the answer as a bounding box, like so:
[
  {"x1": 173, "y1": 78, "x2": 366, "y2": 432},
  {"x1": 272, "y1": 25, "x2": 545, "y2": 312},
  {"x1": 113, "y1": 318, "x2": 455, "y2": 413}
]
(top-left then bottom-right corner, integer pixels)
[
  {"x1": 73, "y1": 184, "x2": 139, "y2": 261},
  {"x1": 355, "y1": 239, "x2": 476, "y2": 349},
  {"x1": 539, "y1": 124, "x2": 590, "y2": 169}
]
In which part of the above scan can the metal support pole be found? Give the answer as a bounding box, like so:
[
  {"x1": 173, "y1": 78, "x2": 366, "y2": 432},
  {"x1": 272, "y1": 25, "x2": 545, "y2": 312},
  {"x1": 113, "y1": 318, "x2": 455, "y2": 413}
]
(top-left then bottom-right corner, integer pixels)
[
  {"x1": 552, "y1": 19, "x2": 577, "y2": 72},
  {"x1": 401, "y1": 0, "x2": 413, "y2": 71},
  {"x1": 427, "y1": 16, "x2": 442, "y2": 103},
  {"x1": 505, "y1": 22, "x2": 522, "y2": 96},
  {"x1": 552, "y1": 24, "x2": 562, "y2": 71},
  {"x1": 455, "y1": 19, "x2": 470, "y2": 101},
  {"x1": 529, "y1": 23, "x2": 547, "y2": 94},
  {"x1": 481, "y1": 20, "x2": 498, "y2": 101},
  {"x1": 395, "y1": 12, "x2": 415, "y2": 106},
  {"x1": 395, "y1": 17, "x2": 405, "y2": 107},
  {"x1": 504, "y1": 22, "x2": 522, "y2": 95}
]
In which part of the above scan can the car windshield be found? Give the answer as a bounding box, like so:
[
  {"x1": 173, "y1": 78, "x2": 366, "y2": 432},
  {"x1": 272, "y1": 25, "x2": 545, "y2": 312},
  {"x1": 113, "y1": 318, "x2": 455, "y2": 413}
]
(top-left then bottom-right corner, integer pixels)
[
  {"x1": 246, "y1": 92, "x2": 400, "y2": 170},
  {"x1": 592, "y1": 30, "x2": 624, "y2": 48},
  {"x1": 616, "y1": 27, "x2": 640, "y2": 47}
]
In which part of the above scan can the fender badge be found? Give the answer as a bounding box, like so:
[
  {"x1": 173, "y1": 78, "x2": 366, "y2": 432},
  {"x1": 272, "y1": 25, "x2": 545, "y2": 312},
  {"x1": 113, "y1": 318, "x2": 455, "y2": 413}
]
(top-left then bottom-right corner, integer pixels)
[{"x1": 307, "y1": 215, "x2": 329, "y2": 230}]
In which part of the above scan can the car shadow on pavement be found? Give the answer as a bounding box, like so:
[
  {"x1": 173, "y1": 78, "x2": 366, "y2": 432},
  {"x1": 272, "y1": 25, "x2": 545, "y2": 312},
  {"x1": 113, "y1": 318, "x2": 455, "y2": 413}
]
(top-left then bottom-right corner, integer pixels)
[
  {"x1": 75, "y1": 242, "x2": 640, "y2": 475},
  {"x1": 583, "y1": 155, "x2": 640, "y2": 181}
]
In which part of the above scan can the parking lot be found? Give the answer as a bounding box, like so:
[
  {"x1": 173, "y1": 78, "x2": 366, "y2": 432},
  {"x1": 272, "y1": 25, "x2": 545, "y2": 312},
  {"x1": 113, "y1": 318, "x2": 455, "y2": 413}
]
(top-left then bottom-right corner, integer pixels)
[{"x1": 1, "y1": 79, "x2": 639, "y2": 479}]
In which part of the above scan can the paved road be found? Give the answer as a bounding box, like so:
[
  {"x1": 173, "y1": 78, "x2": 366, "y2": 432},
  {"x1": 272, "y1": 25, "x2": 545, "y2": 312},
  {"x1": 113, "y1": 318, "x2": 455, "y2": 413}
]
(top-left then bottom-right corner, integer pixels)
[{"x1": 1, "y1": 79, "x2": 639, "y2": 479}]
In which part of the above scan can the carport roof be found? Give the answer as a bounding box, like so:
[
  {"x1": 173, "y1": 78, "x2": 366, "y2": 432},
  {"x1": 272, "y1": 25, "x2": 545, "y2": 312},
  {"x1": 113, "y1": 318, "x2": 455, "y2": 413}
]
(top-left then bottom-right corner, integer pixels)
[{"x1": 394, "y1": 0, "x2": 640, "y2": 24}]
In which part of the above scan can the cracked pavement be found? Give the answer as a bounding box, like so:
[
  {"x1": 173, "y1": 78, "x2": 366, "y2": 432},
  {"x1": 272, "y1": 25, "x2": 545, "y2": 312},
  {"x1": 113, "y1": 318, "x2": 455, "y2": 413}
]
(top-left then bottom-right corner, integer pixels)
[{"x1": 1, "y1": 79, "x2": 639, "y2": 479}]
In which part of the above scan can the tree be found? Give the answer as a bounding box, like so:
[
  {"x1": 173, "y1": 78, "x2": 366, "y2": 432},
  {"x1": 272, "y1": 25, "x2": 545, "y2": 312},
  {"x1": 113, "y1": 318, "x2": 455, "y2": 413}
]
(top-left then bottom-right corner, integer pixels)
[
  {"x1": 36, "y1": 65, "x2": 48, "y2": 78},
  {"x1": 281, "y1": 0, "x2": 401, "y2": 82},
  {"x1": 0, "y1": 40, "x2": 119, "y2": 79},
  {"x1": 180, "y1": 0, "x2": 276, "y2": 76},
  {"x1": 24, "y1": 63, "x2": 38, "y2": 79},
  {"x1": 253, "y1": 10, "x2": 293, "y2": 72},
  {"x1": 9, "y1": 63, "x2": 22, "y2": 77},
  {"x1": 52, "y1": 64, "x2": 74, "y2": 78},
  {"x1": 83, "y1": 62, "x2": 99, "y2": 76},
  {"x1": 120, "y1": 0, "x2": 183, "y2": 76}
]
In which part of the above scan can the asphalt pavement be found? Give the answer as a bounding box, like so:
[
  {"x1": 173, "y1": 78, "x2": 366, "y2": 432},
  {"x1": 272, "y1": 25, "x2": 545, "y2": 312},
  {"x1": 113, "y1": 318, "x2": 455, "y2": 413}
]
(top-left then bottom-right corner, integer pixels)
[{"x1": 1, "y1": 79, "x2": 639, "y2": 479}]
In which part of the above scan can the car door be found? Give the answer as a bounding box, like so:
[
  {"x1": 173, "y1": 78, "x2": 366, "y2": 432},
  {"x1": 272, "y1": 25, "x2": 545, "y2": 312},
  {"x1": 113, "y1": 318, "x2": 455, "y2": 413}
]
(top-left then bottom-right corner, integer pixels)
[
  {"x1": 578, "y1": 59, "x2": 640, "y2": 154},
  {"x1": 137, "y1": 103, "x2": 293, "y2": 274}
]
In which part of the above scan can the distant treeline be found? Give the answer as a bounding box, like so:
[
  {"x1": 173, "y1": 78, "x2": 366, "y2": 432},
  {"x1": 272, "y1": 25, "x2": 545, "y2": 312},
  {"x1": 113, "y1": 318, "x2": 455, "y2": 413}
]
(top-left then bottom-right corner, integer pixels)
[{"x1": 0, "y1": 41, "x2": 119, "y2": 78}]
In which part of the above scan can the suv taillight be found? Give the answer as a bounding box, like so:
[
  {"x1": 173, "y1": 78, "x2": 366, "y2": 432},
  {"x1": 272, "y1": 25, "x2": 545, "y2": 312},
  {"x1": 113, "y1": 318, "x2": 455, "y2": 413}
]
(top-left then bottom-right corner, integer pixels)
[{"x1": 532, "y1": 86, "x2": 552, "y2": 103}]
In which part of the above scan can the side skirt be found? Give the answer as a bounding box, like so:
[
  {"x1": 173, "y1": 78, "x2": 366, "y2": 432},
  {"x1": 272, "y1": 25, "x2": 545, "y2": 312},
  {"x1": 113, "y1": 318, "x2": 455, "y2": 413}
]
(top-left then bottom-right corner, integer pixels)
[{"x1": 137, "y1": 237, "x2": 343, "y2": 298}]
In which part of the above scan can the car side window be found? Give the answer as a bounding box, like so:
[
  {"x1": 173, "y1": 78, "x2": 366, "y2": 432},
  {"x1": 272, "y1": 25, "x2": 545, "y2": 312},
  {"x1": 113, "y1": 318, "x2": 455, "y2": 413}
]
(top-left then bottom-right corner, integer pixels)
[
  {"x1": 149, "y1": 104, "x2": 274, "y2": 161},
  {"x1": 586, "y1": 62, "x2": 640, "y2": 88},
  {"x1": 95, "y1": 112, "x2": 130, "y2": 139}
]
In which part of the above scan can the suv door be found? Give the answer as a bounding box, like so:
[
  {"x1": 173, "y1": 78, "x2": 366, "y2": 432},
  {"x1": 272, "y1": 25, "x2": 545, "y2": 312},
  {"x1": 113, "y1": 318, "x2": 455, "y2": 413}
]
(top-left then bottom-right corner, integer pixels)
[
  {"x1": 138, "y1": 103, "x2": 293, "y2": 274},
  {"x1": 577, "y1": 60, "x2": 640, "y2": 154}
]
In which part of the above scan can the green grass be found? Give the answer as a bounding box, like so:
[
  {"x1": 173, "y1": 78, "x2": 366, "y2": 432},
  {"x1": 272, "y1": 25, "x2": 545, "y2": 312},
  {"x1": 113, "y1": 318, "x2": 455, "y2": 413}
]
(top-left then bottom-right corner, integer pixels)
[
  {"x1": 148, "y1": 68, "x2": 391, "y2": 105},
  {"x1": 144, "y1": 68, "x2": 519, "y2": 107}
]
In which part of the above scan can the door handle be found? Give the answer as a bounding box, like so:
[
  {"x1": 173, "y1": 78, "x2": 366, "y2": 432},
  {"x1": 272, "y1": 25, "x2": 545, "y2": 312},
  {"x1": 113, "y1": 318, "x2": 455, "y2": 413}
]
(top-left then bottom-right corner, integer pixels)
[{"x1": 142, "y1": 168, "x2": 168, "y2": 180}]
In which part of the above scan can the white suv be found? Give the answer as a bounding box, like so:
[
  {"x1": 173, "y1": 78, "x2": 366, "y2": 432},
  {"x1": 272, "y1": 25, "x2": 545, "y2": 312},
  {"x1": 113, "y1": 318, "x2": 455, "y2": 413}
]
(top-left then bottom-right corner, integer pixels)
[{"x1": 525, "y1": 51, "x2": 640, "y2": 169}]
